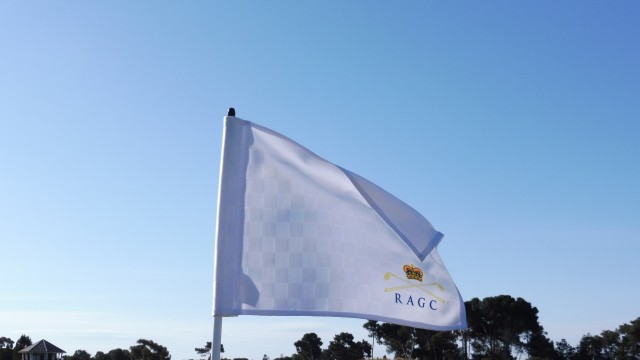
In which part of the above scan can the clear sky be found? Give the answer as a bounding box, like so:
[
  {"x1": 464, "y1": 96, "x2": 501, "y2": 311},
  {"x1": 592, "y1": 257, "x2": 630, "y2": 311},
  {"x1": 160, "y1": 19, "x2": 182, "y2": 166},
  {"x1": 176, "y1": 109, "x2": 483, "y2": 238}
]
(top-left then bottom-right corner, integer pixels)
[{"x1": 1, "y1": 2, "x2": 639, "y2": 360}]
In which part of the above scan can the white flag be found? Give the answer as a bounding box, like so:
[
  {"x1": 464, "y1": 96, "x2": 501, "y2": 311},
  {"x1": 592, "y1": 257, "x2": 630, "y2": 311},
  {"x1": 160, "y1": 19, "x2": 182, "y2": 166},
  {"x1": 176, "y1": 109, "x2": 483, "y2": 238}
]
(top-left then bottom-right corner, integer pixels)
[{"x1": 213, "y1": 116, "x2": 466, "y2": 331}]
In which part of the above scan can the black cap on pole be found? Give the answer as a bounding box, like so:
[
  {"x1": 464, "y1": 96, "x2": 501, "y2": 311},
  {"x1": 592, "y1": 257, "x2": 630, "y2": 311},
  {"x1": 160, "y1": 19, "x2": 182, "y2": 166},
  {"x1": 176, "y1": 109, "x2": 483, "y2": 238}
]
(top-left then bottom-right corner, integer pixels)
[{"x1": 227, "y1": 107, "x2": 236, "y2": 117}]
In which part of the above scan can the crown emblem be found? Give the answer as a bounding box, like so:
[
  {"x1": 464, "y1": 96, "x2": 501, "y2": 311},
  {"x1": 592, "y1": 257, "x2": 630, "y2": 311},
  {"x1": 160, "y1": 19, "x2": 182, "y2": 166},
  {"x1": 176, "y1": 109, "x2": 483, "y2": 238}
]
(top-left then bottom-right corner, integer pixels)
[{"x1": 403, "y1": 264, "x2": 423, "y2": 282}]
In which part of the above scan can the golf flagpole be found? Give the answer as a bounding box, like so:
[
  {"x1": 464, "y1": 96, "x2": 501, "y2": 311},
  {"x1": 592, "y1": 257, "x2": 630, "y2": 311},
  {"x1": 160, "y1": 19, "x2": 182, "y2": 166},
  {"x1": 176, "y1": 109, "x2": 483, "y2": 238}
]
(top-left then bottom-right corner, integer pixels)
[
  {"x1": 211, "y1": 316, "x2": 222, "y2": 360},
  {"x1": 211, "y1": 107, "x2": 236, "y2": 360}
]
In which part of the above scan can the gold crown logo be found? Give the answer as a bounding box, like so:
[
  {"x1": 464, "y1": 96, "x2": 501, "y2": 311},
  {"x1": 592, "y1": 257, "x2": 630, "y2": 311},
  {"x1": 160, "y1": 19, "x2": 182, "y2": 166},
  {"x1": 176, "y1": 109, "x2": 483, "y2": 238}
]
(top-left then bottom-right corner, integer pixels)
[{"x1": 403, "y1": 264, "x2": 423, "y2": 282}]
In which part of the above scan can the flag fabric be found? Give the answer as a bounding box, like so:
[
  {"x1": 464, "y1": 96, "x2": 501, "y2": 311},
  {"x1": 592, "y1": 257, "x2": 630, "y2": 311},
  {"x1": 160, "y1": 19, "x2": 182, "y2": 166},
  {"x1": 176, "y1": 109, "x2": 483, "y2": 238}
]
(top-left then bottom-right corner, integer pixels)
[{"x1": 213, "y1": 115, "x2": 467, "y2": 331}]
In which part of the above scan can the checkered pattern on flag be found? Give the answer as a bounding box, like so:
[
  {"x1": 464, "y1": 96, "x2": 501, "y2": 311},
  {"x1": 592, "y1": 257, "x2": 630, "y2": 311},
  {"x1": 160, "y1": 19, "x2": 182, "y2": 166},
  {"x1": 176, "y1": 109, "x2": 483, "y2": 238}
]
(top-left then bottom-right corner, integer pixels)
[{"x1": 213, "y1": 116, "x2": 466, "y2": 330}]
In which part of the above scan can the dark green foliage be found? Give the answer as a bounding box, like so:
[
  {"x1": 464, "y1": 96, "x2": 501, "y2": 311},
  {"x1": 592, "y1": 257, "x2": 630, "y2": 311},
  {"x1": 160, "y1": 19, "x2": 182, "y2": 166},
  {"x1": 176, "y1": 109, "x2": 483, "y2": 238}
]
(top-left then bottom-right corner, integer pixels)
[
  {"x1": 413, "y1": 330, "x2": 460, "y2": 360},
  {"x1": 2, "y1": 305, "x2": 637, "y2": 360},
  {"x1": 465, "y1": 295, "x2": 549, "y2": 360},
  {"x1": 526, "y1": 331, "x2": 560, "y2": 360},
  {"x1": 195, "y1": 341, "x2": 224, "y2": 360},
  {"x1": 294, "y1": 333, "x2": 323, "y2": 360},
  {"x1": 0, "y1": 339, "x2": 13, "y2": 350},
  {"x1": 372, "y1": 322, "x2": 420, "y2": 358},
  {"x1": 323, "y1": 332, "x2": 370, "y2": 360},
  {"x1": 106, "y1": 348, "x2": 131, "y2": 360},
  {"x1": 0, "y1": 337, "x2": 13, "y2": 360},
  {"x1": 368, "y1": 295, "x2": 559, "y2": 360},
  {"x1": 63, "y1": 350, "x2": 92, "y2": 360},
  {"x1": 363, "y1": 321, "x2": 381, "y2": 356},
  {"x1": 555, "y1": 339, "x2": 575, "y2": 360},
  {"x1": 195, "y1": 342, "x2": 211, "y2": 358},
  {"x1": 0, "y1": 347, "x2": 12, "y2": 360},
  {"x1": 86, "y1": 348, "x2": 130, "y2": 360},
  {"x1": 574, "y1": 334, "x2": 605, "y2": 360},
  {"x1": 12, "y1": 335, "x2": 32, "y2": 360},
  {"x1": 618, "y1": 317, "x2": 640, "y2": 359},
  {"x1": 93, "y1": 351, "x2": 107, "y2": 360},
  {"x1": 567, "y1": 318, "x2": 640, "y2": 360},
  {"x1": 13, "y1": 336, "x2": 31, "y2": 352},
  {"x1": 130, "y1": 339, "x2": 170, "y2": 360},
  {"x1": 366, "y1": 321, "x2": 460, "y2": 360}
]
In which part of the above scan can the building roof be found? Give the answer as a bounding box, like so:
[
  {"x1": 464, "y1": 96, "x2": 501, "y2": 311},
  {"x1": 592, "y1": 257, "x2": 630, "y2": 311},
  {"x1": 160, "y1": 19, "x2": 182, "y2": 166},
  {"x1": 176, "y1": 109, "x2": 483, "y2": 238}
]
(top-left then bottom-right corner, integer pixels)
[{"x1": 19, "y1": 340, "x2": 66, "y2": 354}]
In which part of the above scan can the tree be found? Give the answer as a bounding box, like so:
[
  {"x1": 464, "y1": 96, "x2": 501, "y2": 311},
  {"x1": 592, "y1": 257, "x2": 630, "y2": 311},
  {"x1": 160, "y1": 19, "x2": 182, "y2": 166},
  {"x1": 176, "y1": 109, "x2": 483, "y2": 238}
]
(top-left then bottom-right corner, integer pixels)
[
  {"x1": 294, "y1": 333, "x2": 323, "y2": 360},
  {"x1": 363, "y1": 321, "x2": 381, "y2": 358},
  {"x1": 373, "y1": 323, "x2": 420, "y2": 359},
  {"x1": 12, "y1": 336, "x2": 31, "y2": 353},
  {"x1": 94, "y1": 352, "x2": 108, "y2": 360},
  {"x1": 574, "y1": 334, "x2": 605, "y2": 360},
  {"x1": 465, "y1": 295, "x2": 545, "y2": 360},
  {"x1": 195, "y1": 342, "x2": 224, "y2": 360},
  {"x1": 526, "y1": 331, "x2": 560, "y2": 360},
  {"x1": 599, "y1": 330, "x2": 620, "y2": 360},
  {"x1": 457, "y1": 328, "x2": 472, "y2": 360},
  {"x1": 0, "y1": 337, "x2": 13, "y2": 360},
  {"x1": 0, "y1": 339, "x2": 13, "y2": 350},
  {"x1": 323, "y1": 332, "x2": 370, "y2": 360},
  {"x1": 195, "y1": 343, "x2": 210, "y2": 360},
  {"x1": 369, "y1": 322, "x2": 460, "y2": 360},
  {"x1": 554, "y1": 339, "x2": 575, "y2": 360},
  {"x1": 130, "y1": 340, "x2": 170, "y2": 360},
  {"x1": 412, "y1": 329, "x2": 460, "y2": 360},
  {"x1": 64, "y1": 350, "x2": 92, "y2": 360},
  {"x1": 618, "y1": 317, "x2": 640, "y2": 360},
  {"x1": 12, "y1": 335, "x2": 32, "y2": 360},
  {"x1": 106, "y1": 349, "x2": 130, "y2": 360}
]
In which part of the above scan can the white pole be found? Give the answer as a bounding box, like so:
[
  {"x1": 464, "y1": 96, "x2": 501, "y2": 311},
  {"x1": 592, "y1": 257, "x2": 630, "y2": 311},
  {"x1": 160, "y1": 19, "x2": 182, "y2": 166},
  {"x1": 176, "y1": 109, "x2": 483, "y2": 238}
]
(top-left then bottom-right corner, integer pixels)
[
  {"x1": 211, "y1": 108, "x2": 233, "y2": 360},
  {"x1": 211, "y1": 316, "x2": 223, "y2": 360}
]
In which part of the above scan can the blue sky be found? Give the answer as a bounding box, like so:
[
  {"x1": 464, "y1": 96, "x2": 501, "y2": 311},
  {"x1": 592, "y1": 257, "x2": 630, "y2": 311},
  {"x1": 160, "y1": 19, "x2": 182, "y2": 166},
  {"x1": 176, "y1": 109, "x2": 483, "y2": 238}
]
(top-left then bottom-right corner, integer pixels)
[{"x1": 1, "y1": 2, "x2": 639, "y2": 360}]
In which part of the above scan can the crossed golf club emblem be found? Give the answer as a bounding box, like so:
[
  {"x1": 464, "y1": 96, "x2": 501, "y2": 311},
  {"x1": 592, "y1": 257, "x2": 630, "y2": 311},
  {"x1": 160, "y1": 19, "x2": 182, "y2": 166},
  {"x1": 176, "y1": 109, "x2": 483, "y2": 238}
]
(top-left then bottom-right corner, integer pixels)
[{"x1": 383, "y1": 271, "x2": 446, "y2": 303}]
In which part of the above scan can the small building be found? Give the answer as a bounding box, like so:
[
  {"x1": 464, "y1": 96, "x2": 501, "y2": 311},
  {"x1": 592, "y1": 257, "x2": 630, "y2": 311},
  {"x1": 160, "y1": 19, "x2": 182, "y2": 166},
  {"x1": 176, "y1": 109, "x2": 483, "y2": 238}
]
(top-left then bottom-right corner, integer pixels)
[{"x1": 18, "y1": 340, "x2": 66, "y2": 360}]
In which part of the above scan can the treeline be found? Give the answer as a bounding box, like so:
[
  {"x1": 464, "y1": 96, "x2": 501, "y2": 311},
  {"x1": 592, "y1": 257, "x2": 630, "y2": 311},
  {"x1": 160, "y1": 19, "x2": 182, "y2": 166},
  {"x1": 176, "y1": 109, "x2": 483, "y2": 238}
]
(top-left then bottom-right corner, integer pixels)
[
  {"x1": 206, "y1": 295, "x2": 640, "y2": 359},
  {"x1": 2, "y1": 295, "x2": 638, "y2": 360},
  {"x1": 0, "y1": 337, "x2": 170, "y2": 360},
  {"x1": 1, "y1": 335, "x2": 34, "y2": 360},
  {"x1": 280, "y1": 295, "x2": 639, "y2": 360}
]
